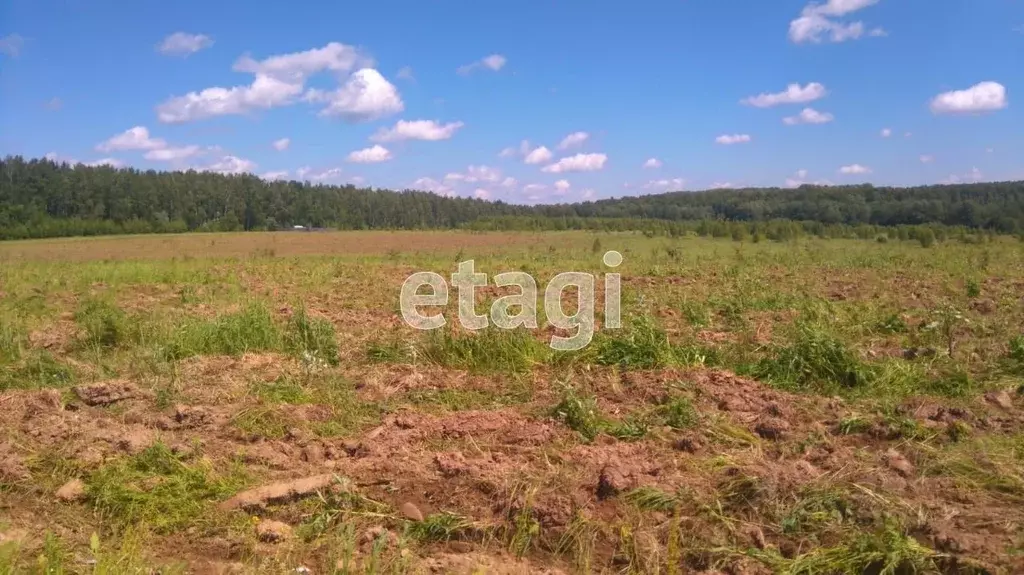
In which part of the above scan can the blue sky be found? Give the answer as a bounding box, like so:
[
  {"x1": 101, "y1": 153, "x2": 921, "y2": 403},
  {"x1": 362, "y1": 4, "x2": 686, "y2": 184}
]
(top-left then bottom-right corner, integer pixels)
[{"x1": 1, "y1": 0, "x2": 1021, "y2": 204}]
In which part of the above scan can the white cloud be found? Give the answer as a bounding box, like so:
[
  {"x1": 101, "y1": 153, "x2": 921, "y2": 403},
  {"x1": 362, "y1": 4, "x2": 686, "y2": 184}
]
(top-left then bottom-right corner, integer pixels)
[
  {"x1": 157, "y1": 32, "x2": 213, "y2": 56},
  {"x1": 202, "y1": 155, "x2": 256, "y2": 175},
  {"x1": 473, "y1": 189, "x2": 490, "y2": 199},
  {"x1": 643, "y1": 158, "x2": 662, "y2": 169},
  {"x1": 500, "y1": 140, "x2": 533, "y2": 158},
  {"x1": 310, "y1": 69, "x2": 403, "y2": 121},
  {"x1": 0, "y1": 34, "x2": 25, "y2": 57},
  {"x1": 233, "y1": 42, "x2": 372, "y2": 81},
  {"x1": 581, "y1": 189, "x2": 597, "y2": 200},
  {"x1": 783, "y1": 107, "x2": 834, "y2": 125},
  {"x1": 445, "y1": 165, "x2": 502, "y2": 183},
  {"x1": 501, "y1": 176, "x2": 517, "y2": 188},
  {"x1": 557, "y1": 131, "x2": 589, "y2": 150},
  {"x1": 157, "y1": 74, "x2": 304, "y2": 123},
  {"x1": 554, "y1": 179, "x2": 571, "y2": 193},
  {"x1": 144, "y1": 145, "x2": 201, "y2": 161},
  {"x1": 711, "y1": 182, "x2": 735, "y2": 189},
  {"x1": 307, "y1": 168, "x2": 344, "y2": 181},
  {"x1": 457, "y1": 54, "x2": 506, "y2": 75},
  {"x1": 715, "y1": 134, "x2": 752, "y2": 145},
  {"x1": 85, "y1": 158, "x2": 125, "y2": 168},
  {"x1": 371, "y1": 119, "x2": 464, "y2": 142},
  {"x1": 263, "y1": 170, "x2": 289, "y2": 180},
  {"x1": 524, "y1": 145, "x2": 553, "y2": 165},
  {"x1": 346, "y1": 144, "x2": 392, "y2": 163},
  {"x1": 796, "y1": 169, "x2": 808, "y2": 179},
  {"x1": 644, "y1": 178, "x2": 686, "y2": 190},
  {"x1": 785, "y1": 169, "x2": 832, "y2": 187},
  {"x1": 839, "y1": 163, "x2": 871, "y2": 174},
  {"x1": 788, "y1": 0, "x2": 881, "y2": 44},
  {"x1": 272, "y1": 138, "x2": 290, "y2": 151},
  {"x1": 96, "y1": 126, "x2": 167, "y2": 152},
  {"x1": 880, "y1": 128, "x2": 892, "y2": 137},
  {"x1": 156, "y1": 42, "x2": 385, "y2": 123},
  {"x1": 929, "y1": 81, "x2": 1008, "y2": 114},
  {"x1": 541, "y1": 153, "x2": 608, "y2": 173},
  {"x1": 522, "y1": 184, "x2": 547, "y2": 193},
  {"x1": 741, "y1": 82, "x2": 826, "y2": 107},
  {"x1": 919, "y1": 155, "x2": 934, "y2": 164},
  {"x1": 412, "y1": 177, "x2": 454, "y2": 196}
]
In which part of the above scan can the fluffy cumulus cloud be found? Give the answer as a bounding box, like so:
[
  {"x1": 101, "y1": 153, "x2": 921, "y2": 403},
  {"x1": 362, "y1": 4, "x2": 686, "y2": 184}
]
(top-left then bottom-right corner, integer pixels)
[
  {"x1": 643, "y1": 158, "x2": 662, "y2": 169},
  {"x1": 296, "y1": 167, "x2": 344, "y2": 182},
  {"x1": 273, "y1": 138, "x2": 290, "y2": 151},
  {"x1": 262, "y1": 170, "x2": 289, "y2": 180},
  {"x1": 785, "y1": 169, "x2": 833, "y2": 187},
  {"x1": 157, "y1": 32, "x2": 213, "y2": 56},
  {"x1": 554, "y1": 179, "x2": 571, "y2": 193},
  {"x1": 524, "y1": 145, "x2": 553, "y2": 165},
  {"x1": 371, "y1": 119, "x2": 464, "y2": 142},
  {"x1": 445, "y1": 165, "x2": 502, "y2": 183},
  {"x1": 783, "y1": 108, "x2": 834, "y2": 125},
  {"x1": 96, "y1": 126, "x2": 167, "y2": 152},
  {"x1": 789, "y1": 0, "x2": 885, "y2": 44},
  {"x1": 473, "y1": 189, "x2": 490, "y2": 199},
  {"x1": 557, "y1": 131, "x2": 589, "y2": 150},
  {"x1": 307, "y1": 69, "x2": 403, "y2": 121},
  {"x1": 144, "y1": 145, "x2": 201, "y2": 161},
  {"x1": 541, "y1": 153, "x2": 608, "y2": 174},
  {"x1": 880, "y1": 128, "x2": 892, "y2": 137},
  {"x1": 346, "y1": 145, "x2": 392, "y2": 163},
  {"x1": 742, "y1": 82, "x2": 826, "y2": 107},
  {"x1": 457, "y1": 54, "x2": 506, "y2": 75},
  {"x1": 929, "y1": 81, "x2": 1008, "y2": 114},
  {"x1": 715, "y1": 134, "x2": 752, "y2": 145},
  {"x1": 156, "y1": 42, "x2": 400, "y2": 123},
  {"x1": 920, "y1": 154, "x2": 934, "y2": 164},
  {"x1": 839, "y1": 163, "x2": 871, "y2": 174},
  {"x1": 203, "y1": 155, "x2": 257, "y2": 175},
  {"x1": 412, "y1": 177, "x2": 455, "y2": 197}
]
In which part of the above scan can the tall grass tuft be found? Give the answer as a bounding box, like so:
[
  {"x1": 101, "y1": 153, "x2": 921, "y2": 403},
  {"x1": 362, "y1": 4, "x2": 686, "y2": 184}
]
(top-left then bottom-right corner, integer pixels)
[
  {"x1": 594, "y1": 313, "x2": 675, "y2": 369},
  {"x1": 163, "y1": 302, "x2": 281, "y2": 360},
  {"x1": 419, "y1": 327, "x2": 549, "y2": 373},
  {"x1": 285, "y1": 307, "x2": 340, "y2": 366},
  {"x1": 749, "y1": 324, "x2": 874, "y2": 392},
  {"x1": 74, "y1": 298, "x2": 134, "y2": 349}
]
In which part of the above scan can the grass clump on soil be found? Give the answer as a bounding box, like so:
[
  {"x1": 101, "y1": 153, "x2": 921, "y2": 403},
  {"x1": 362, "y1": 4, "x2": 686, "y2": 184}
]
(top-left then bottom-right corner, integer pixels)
[
  {"x1": 284, "y1": 307, "x2": 339, "y2": 366},
  {"x1": 748, "y1": 324, "x2": 874, "y2": 393},
  {"x1": 0, "y1": 318, "x2": 24, "y2": 365},
  {"x1": 593, "y1": 313, "x2": 675, "y2": 369},
  {"x1": 419, "y1": 327, "x2": 550, "y2": 373},
  {"x1": 87, "y1": 443, "x2": 247, "y2": 533},
  {"x1": 405, "y1": 512, "x2": 475, "y2": 543},
  {"x1": 0, "y1": 351, "x2": 74, "y2": 392},
  {"x1": 75, "y1": 297, "x2": 147, "y2": 349},
  {"x1": 777, "y1": 520, "x2": 940, "y2": 574},
  {"x1": 163, "y1": 302, "x2": 281, "y2": 360},
  {"x1": 551, "y1": 385, "x2": 699, "y2": 442}
]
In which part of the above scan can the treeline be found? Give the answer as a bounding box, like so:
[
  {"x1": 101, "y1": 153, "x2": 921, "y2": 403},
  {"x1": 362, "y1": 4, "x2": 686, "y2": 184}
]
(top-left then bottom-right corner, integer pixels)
[{"x1": 2, "y1": 156, "x2": 1023, "y2": 240}]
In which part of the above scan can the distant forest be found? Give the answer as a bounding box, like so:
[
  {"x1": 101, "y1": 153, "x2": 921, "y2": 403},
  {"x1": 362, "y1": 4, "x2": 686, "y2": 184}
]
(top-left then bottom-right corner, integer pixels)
[{"x1": 2, "y1": 155, "x2": 1023, "y2": 240}]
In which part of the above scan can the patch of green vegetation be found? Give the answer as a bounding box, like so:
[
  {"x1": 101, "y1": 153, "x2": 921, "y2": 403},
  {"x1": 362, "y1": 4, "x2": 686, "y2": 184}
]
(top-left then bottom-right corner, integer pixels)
[
  {"x1": 366, "y1": 338, "x2": 413, "y2": 363},
  {"x1": 75, "y1": 297, "x2": 138, "y2": 349},
  {"x1": 296, "y1": 489, "x2": 390, "y2": 542},
  {"x1": 624, "y1": 486, "x2": 681, "y2": 512},
  {"x1": 780, "y1": 488, "x2": 855, "y2": 535},
  {"x1": 230, "y1": 406, "x2": 292, "y2": 440},
  {"x1": 551, "y1": 385, "x2": 605, "y2": 442},
  {"x1": 779, "y1": 520, "x2": 939, "y2": 574},
  {"x1": 875, "y1": 313, "x2": 908, "y2": 335},
  {"x1": 87, "y1": 443, "x2": 247, "y2": 533},
  {"x1": 0, "y1": 318, "x2": 24, "y2": 365},
  {"x1": 163, "y1": 302, "x2": 281, "y2": 360},
  {"x1": 419, "y1": 327, "x2": 549, "y2": 373},
  {"x1": 679, "y1": 300, "x2": 710, "y2": 327},
  {"x1": 594, "y1": 313, "x2": 675, "y2": 369},
  {"x1": 0, "y1": 351, "x2": 75, "y2": 392},
  {"x1": 251, "y1": 376, "x2": 311, "y2": 404},
  {"x1": 748, "y1": 324, "x2": 874, "y2": 393},
  {"x1": 405, "y1": 512, "x2": 474, "y2": 543},
  {"x1": 924, "y1": 434, "x2": 1024, "y2": 501},
  {"x1": 285, "y1": 307, "x2": 339, "y2": 366},
  {"x1": 658, "y1": 396, "x2": 699, "y2": 430},
  {"x1": 966, "y1": 278, "x2": 981, "y2": 298}
]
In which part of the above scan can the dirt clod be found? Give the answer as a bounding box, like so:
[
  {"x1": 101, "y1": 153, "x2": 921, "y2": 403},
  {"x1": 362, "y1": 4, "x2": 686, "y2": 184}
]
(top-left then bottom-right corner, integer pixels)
[
  {"x1": 55, "y1": 478, "x2": 86, "y2": 502},
  {"x1": 221, "y1": 474, "x2": 344, "y2": 511},
  {"x1": 74, "y1": 381, "x2": 138, "y2": 406},
  {"x1": 885, "y1": 449, "x2": 915, "y2": 478},
  {"x1": 597, "y1": 464, "x2": 635, "y2": 500},
  {"x1": 400, "y1": 502, "x2": 424, "y2": 522},
  {"x1": 985, "y1": 391, "x2": 1014, "y2": 410},
  {"x1": 754, "y1": 416, "x2": 790, "y2": 440},
  {"x1": 255, "y1": 520, "x2": 293, "y2": 543}
]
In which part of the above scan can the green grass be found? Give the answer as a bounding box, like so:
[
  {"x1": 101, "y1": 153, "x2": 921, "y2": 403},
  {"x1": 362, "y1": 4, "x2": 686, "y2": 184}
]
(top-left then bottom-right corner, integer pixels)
[
  {"x1": 284, "y1": 307, "x2": 340, "y2": 366},
  {"x1": 418, "y1": 327, "x2": 550, "y2": 373},
  {"x1": 162, "y1": 301, "x2": 282, "y2": 360},
  {"x1": 405, "y1": 512, "x2": 475, "y2": 543},
  {"x1": 0, "y1": 351, "x2": 75, "y2": 392},
  {"x1": 748, "y1": 323, "x2": 875, "y2": 393},
  {"x1": 87, "y1": 443, "x2": 248, "y2": 533}
]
